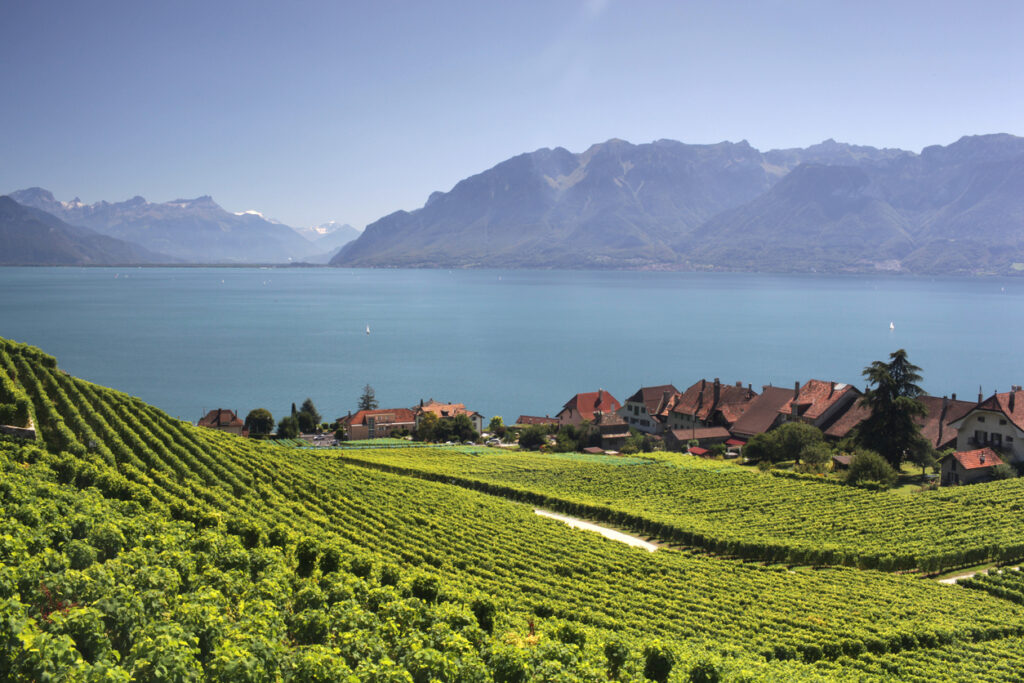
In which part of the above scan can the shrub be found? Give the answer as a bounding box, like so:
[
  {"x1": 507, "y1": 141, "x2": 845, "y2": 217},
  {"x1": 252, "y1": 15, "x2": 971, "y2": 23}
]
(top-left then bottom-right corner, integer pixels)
[
  {"x1": 65, "y1": 540, "x2": 98, "y2": 570},
  {"x1": 295, "y1": 536, "x2": 319, "y2": 577},
  {"x1": 846, "y1": 449, "x2": 898, "y2": 488},
  {"x1": 379, "y1": 563, "x2": 401, "y2": 587},
  {"x1": 471, "y1": 596, "x2": 496, "y2": 633},
  {"x1": 643, "y1": 641, "x2": 675, "y2": 683},
  {"x1": 410, "y1": 573, "x2": 440, "y2": 603},
  {"x1": 88, "y1": 523, "x2": 125, "y2": 561},
  {"x1": 604, "y1": 638, "x2": 629, "y2": 677},
  {"x1": 490, "y1": 645, "x2": 528, "y2": 683},
  {"x1": 992, "y1": 463, "x2": 1017, "y2": 480},
  {"x1": 289, "y1": 609, "x2": 330, "y2": 645},
  {"x1": 319, "y1": 544, "x2": 342, "y2": 574}
]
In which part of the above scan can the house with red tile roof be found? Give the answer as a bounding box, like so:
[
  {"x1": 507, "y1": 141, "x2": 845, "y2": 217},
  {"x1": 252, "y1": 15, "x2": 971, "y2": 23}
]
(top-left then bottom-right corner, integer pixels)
[
  {"x1": 414, "y1": 399, "x2": 484, "y2": 433},
  {"x1": 514, "y1": 415, "x2": 559, "y2": 426},
  {"x1": 619, "y1": 384, "x2": 679, "y2": 434},
  {"x1": 948, "y1": 387, "x2": 1024, "y2": 463},
  {"x1": 664, "y1": 379, "x2": 757, "y2": 432},
  {"x1": 197, "y1": 408, "x2": 246, "y2": 436},
  {"x1": 823, "y1": 393, "x2": 974, "y2": 448},
  {"x1": 665, "y1": 426, "x2": 731, "y2": 452},
  {"x1": 917, "y1": 395, "x2": 976, "y2": 450},
  {"x1": 779, "y1": 379, "x2": 860, "y2": 431},
  {"x1": 729, "y1": 386, "x2": 794, "y2": 440},
  {"x1": 823, "y1": 401, "x2": 871, "y2": 441},
  {"x1": 940, "y1": 447, "x2": 1004, "y2": 485},
  {"x1": 339, "y1": 408, "x2": 416, "y2": 440},
  {"x1": 557, "y1": 390, "x2": 621, "y2": 426}
]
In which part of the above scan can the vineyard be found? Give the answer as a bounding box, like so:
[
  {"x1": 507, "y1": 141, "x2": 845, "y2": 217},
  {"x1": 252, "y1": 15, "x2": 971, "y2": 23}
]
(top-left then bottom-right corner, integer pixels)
[
  {"x1": 4, "y1": 336, "x2": 1024, "y2": 680},
  {"x1": 331, "y1": 446, "x2": 1024, "y2": 573}
]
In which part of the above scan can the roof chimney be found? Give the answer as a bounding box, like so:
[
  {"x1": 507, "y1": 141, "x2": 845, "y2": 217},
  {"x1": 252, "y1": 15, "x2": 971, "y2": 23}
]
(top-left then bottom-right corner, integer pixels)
[
  {"x1": 713, "y1": 378, "x2": 721, "y2": 406},
  {"x1": 736, "y1": 380, "x2": 742, "y2": 388},
  {"x1": 980, "y1": 452, "x2": 986, "y2": 464},
  {"x1": 979, "y1": 385, "x2": 984, "y2": 403},
  {"x1": 829, "y1": 381, "x2": 835, "y2": 397},
  {"x1": 794, "y1": 381, "x2": 800, "y2": 398},
  {"x1": 951, "y1": 392, "x2": 956, "y2": 401},
  {"x1": 598, "y1": 389, "x2": 604, "y2": 406}
]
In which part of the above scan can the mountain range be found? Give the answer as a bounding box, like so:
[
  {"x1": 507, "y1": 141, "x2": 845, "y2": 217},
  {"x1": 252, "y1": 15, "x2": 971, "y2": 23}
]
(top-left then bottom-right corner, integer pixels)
[
  {"x1": 0, "y1": 196, "x2": 172, "y2": 266},
  {"x1": 332, "y1": 134, "x2": 1024, "y2": 274},
  {"x1": 4, "y1": 189, "x2": 359, "y2": 265},
  {"x1": 4, "y1": 133, "x2": 1023, "y2": 273}
]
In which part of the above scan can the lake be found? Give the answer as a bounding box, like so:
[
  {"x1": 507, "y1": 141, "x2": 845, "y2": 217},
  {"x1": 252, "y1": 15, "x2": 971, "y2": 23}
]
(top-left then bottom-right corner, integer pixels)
[{"x1": 0, "y1": 267, "x2": 1020, "y2": 425}]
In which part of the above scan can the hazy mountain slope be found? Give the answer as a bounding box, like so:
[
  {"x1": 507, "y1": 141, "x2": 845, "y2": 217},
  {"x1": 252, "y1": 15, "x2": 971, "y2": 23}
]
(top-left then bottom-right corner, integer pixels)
[
  {"x1": 682, "y1": 164, "x2": 916, "y2": 271},
  {"x1": 8, "y1": 188, "x2": 314, "y2": 263},
  {"x1": 332, "y1": 139, "x2": 777, "y2": 268},
  {"x1": 333, "y1": 133, "x2": 1024, "y2": 273},
  {"x1": 687, "y1": 134, "x2": 1024, "y2": 274},
  {"x1": 0, "y1": 196, "x2": 172, "y2": 265},
  {"x1": 297, "y1": 222, "x2": 362, "y2": 263}
]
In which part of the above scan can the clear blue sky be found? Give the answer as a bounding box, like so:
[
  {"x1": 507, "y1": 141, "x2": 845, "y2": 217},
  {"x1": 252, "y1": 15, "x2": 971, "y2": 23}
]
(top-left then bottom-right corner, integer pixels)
[{"x1": 1, "y1": 0, "x2": 1021, "y2": 229}]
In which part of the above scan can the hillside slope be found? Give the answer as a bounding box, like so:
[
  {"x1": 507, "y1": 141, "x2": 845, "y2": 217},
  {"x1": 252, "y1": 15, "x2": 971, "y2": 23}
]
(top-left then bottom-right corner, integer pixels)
[
  {"x1": 0, "y1": 196, "x2": 172, "y2": 265},
  {"x1": 333, "y1": 134, "x2": 1024, "y2": 274},
  {"x1": 8, "y1": 188, "x2": 315, "y2": 264},
  {"x1": 333, "y1": 139, "x2": 779, "y2": 268},
  {"x1": 6, "y1": 335, "x2": 1024, "y2": 680}
]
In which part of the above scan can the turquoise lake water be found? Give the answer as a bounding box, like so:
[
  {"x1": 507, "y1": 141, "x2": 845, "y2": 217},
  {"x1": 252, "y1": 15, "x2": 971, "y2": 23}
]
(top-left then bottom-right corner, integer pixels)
[{"x1": 0, "y1": 267, "x2": 1020, "y2": 424}]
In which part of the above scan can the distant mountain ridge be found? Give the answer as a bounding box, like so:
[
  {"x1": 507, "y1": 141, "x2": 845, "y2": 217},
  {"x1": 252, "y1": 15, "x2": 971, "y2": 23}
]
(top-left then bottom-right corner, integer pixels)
[
  {"x1": 0, "y1": 196, "x2": 173, "y2": 265},
  {"x1": 6, "y1": 189, "x2": 338, "y2": 264},
  {"x1": 294, "y1": 221, "x2": 362, "y2": 264},
  {"x1": 332, "y1": 134, "x2": 1024, "y2": 274}
]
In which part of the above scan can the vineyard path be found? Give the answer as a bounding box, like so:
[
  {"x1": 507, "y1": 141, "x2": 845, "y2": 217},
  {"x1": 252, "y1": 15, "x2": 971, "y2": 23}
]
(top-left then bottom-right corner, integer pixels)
[
  {"x1": 534, "y1": 509, "x2": 659, "y2": 552},
  {"x1": 938, "y1": 565, "x2": 1021, "y2": 585}
]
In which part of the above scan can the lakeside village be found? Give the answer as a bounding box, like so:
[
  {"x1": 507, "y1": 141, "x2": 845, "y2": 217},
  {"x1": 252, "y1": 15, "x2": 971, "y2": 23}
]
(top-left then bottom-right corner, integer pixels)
[{"x1": 194, "y1": 352, "x2": 1024, "y2": 492}]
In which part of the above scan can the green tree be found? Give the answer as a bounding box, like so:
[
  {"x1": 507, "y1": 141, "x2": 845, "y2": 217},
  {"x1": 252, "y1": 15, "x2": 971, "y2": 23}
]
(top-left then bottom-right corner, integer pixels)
[
  {"x1": 518, "y1": 424, "x2": 548, "y2": 450},
  {"x1": 553, "y1": 430, "x2": 577, "y2": 453},
  {"x1": 358, "y1": 384, "x2": 379, "y2": 411},
  {"x1": 858, "y1": 349, "x2": 928, "y2": 469},
  {"x1": 277, "y1": 415, "x2": 299, "y2": 438},
  {"x1": 414, "y1": 412, "x2": 438, "y2": 442},
  {"x1": 743, "y1": 432, "x2": 773, "y2": 463},
  {"x1": 244, "y1": 408, "x2": 274, "y2": 437},
  {"x1": 775, "y1": 422, "x2": 825, "y2": 464},
  {"x1": 741, "y1": 422, "x2": 825, "y2": 464},
  {"x1": 294, "y1": 398, "x2": 320, "y2": 433},
  {"x1": 845, "y1": 449, "x2": 898, "y2": 488},
  {"x1": 449, "y1": 414, "x2": 479, "y2": 443},
  {"x1": 992, "y1": 463, "x2": 1017, "y2": 480},
  {"x1": 300, "y1": 398, "x2": 321, "y2": 424},
  {"x1": 488, "y1": 415, "x2": 506, "y2": 437},
  {"x1": 798, "y1": 442, "x2": 832, "y2": 473}
]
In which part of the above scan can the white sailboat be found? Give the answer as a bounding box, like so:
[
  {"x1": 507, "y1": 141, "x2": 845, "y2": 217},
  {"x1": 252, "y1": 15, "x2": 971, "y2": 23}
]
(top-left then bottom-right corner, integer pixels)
[
  {"x1": 889, "y1": 321, "x2": 895, "y2": 330},
  {"x1": 366, "y1": 324, "x2": 371, "y2": 335}
]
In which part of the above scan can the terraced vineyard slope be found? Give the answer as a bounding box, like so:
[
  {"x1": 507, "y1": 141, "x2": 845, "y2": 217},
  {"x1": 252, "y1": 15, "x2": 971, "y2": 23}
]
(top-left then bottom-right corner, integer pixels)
[
  {"x1": 4, "y1": 336, "x2": 1024, "y2": 680},
  {"x1": 330, "y1": 446, "x2": 1024, "y2": 573}
]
